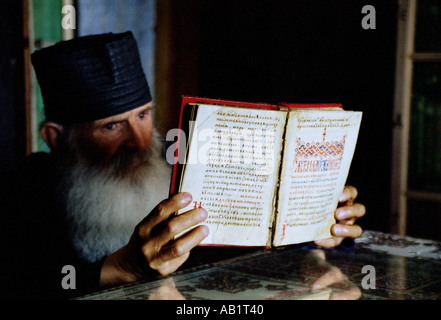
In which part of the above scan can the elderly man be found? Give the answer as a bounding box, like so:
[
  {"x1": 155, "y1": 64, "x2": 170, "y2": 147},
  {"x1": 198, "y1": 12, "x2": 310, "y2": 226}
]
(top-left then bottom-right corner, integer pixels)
[{"x1": 1, "y1": 32, "x2": 365, "y2": 299}]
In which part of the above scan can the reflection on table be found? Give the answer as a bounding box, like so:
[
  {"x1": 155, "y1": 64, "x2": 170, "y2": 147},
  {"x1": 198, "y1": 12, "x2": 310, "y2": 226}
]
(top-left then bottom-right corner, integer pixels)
[{"x1": 77, "y1": 231, "x2": 441, "y2": 300}]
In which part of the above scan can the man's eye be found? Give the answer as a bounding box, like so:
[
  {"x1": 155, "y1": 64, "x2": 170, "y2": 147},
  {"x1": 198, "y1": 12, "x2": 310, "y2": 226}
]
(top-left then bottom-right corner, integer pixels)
[
  {"x1": 139, "y1": 108, "x2": 152, "y2": 120},
  {"x1": 139, "y1": 109, "x2": 150, "y2": 119},
  {"x1": 103, "y1": 123, "x2": 116, "y2": 130}
]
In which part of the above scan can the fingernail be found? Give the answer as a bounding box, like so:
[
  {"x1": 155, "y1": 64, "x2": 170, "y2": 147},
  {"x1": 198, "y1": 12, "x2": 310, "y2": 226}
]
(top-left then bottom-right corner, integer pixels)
[
  {"x1": 199, "y1": 208, "x2": 208, "y2": 219},
  {"x1": 333, "y1": 224, "x2": 346, "y2": 236},
  {"x1": 336, "y1": 208, "x2": 346, "y2": 220},
  {"x1": 201, "y1": 225, "x2": 209, "y2": 236},
  {"x1": 181, "y1": 192, "x2": 192, "y2": 204}
]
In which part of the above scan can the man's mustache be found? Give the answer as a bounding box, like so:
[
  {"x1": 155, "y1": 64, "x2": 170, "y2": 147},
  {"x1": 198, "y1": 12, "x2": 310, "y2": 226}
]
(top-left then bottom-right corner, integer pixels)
[{"x1": 108, "y1": 147, "x2": 153, "y2": 168}]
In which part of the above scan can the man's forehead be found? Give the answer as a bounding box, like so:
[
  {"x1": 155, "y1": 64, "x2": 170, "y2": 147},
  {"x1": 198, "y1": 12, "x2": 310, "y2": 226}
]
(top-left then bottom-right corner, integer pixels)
[{"x1": 92, "y1": 102, "x2": 152, "y2": 124}]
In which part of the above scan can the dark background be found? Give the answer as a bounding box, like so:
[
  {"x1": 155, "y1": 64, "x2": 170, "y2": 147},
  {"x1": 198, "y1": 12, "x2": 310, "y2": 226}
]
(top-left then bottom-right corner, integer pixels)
[
  {"x1": 0, "y1": 0, "x2": 26, "y2": 175},
  {"x1": 194, "y1": 0, "x2": 398, "y2": 232},
  {"x1": 1, "y1": 0, "x2": 398, "y2": 233}
]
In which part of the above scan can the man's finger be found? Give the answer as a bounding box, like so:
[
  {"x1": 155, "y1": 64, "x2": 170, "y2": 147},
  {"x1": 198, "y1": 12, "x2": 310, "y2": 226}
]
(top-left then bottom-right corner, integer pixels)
[
  {"x1": 335, "y1": 203, "x2": 366, "y2": 220},
  {"x1": 148, "y1": 225, "x2": 209, "y2": 273},
  {"x1": 149, "y1": 252, "x2": 191, "y2": 277},
  {"x1": 152, "y1": 208, "x2": 208, "y2": 247},
  {"x1": 314, "y1": 237, "x2": 343, "y2": 249},
  {"x1": 339, "y1": 185, "x2": 358, "y2": 203},
  {"x1": 332, "y1": 223, "x2": 363, "y2": 239},
  {"x1": 137, "y1": 192, "x2": 193, "y2": 239}
]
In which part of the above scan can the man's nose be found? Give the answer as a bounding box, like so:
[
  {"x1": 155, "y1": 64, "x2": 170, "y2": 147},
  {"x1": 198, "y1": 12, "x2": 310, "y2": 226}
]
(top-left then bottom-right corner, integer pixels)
[{"x1": 126, "y1": 120, "x2": 149, "y2": 151}]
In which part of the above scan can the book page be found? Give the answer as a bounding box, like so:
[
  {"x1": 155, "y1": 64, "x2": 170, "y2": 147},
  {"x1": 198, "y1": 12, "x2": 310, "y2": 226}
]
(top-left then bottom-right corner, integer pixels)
[
  {"x1": 273, "y1": 110, "x2": 362, "y2": 246},
  {"x1": 177, "y1": 104, "x2": 287, "y2": 246}
]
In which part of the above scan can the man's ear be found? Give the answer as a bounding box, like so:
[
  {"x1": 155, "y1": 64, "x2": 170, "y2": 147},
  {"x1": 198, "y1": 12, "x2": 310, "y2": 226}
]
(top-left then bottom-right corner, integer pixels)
[{"x1": 40, "y1": 122, "x2": 64, "y2": 151}]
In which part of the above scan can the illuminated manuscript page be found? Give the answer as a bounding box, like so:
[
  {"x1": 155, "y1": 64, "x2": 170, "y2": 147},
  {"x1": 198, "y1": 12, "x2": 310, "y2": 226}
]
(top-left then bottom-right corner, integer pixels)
[
  {"x1": 177, "y1": 104, "x2": 287, "y2": 246},
  {"x1": 273, "y1": 110, "x2": 362, "y2": 246}
]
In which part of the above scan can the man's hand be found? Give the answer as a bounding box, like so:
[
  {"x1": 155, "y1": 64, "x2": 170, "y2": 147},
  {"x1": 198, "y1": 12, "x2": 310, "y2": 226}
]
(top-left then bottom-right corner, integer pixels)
[
  {"x1": 100, "y1": 192, "x2": 208, "y2": 288},
  {"x1": 314, "y1": 185, "x2": 365, "y2": 249}
]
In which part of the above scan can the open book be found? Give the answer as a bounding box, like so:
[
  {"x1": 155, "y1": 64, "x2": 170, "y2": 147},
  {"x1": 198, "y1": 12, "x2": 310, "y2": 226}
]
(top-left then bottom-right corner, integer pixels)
[{"x1": 169, "y1": 96, "x2": 362, "y2": 247}]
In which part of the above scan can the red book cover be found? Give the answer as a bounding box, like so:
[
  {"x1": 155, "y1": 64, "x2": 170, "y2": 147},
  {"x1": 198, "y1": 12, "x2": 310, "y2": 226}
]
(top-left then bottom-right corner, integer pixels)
[{"x1": 167, "y1": 96, "x2": 361, "y2": 248}]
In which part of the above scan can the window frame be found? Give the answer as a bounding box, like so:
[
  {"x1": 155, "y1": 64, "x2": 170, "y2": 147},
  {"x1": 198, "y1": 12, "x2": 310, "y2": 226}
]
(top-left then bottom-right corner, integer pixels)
[{"x1": 391, "y1": 0, "x2": 441, "y2": 235}]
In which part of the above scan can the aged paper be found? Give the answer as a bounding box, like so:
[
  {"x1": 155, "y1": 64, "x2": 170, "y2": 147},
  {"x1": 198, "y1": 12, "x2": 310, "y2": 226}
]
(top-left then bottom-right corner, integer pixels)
[
  {"x1": 273, "y1": 110, "x2": 362, "y2": 246},
  {"x1": 177, "y1": 104, "x2": 287, "y2": 246}
]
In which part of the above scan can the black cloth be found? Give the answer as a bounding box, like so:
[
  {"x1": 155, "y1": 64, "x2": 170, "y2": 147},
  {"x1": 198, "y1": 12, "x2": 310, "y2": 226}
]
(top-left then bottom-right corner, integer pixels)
[{"x1": 0, "y1": 152, "x2": 103, "y2": 299}]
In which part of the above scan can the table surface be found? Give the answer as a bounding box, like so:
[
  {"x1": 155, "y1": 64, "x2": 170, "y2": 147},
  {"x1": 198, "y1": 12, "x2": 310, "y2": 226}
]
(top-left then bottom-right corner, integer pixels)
[{"x1": 77, "y1": 230, "x2": 441, "y2": 300}]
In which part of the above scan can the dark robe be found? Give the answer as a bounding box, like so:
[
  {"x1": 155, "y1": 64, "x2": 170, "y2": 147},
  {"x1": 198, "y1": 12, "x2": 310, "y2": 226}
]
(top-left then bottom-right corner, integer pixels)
[
  {"x1": 0, "y1": 152, "x2": 354, "y2": 300},
  {"x1": 0, "y1": 152, "x2": 103, "y2": 299}
]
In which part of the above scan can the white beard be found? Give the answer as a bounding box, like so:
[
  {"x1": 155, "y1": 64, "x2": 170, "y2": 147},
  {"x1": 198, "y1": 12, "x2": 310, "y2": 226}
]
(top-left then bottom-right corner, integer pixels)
[{"x1": 61, "y1": 132, "x2": 171, "y2": 263}]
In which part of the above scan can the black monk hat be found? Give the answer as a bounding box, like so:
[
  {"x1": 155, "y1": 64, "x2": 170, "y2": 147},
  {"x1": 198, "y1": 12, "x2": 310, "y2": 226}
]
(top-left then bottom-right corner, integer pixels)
[{"x1": 31, "y1": 31, "x2": 152, "y2": 124}]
